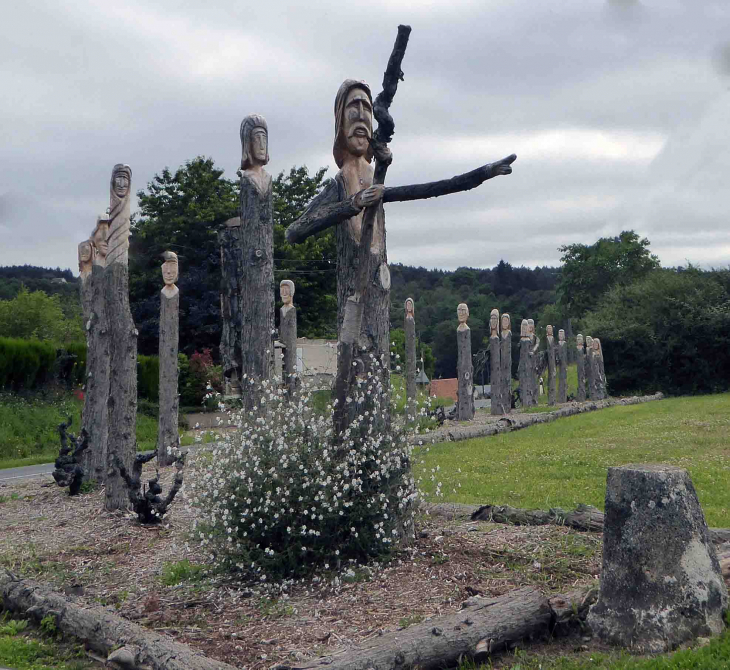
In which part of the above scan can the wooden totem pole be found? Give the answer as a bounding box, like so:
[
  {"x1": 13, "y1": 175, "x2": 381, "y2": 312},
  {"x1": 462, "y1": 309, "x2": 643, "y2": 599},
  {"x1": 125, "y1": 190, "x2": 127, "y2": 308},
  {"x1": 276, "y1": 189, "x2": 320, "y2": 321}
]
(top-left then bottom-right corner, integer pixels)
[
  {"x1": 404, "y1": 297, "x2": 417, "y2": 420},
  {"x1": 456, "y1": 303, "x2": 474, "y2": 421},
  {"x1": 576, "y1": 333, "x2": 586, "y2": 402},
  {"x1": 499, "y1": 313, "x2": 512, "y2": 414},
  {"x1": 546, "y1": 325, "x2": 557, "y2": 406},
  {"x1": 489, "y1": 309, "x2": 501, "y2": 415},
  {"x1": 279, "y1": 279, "x2": 297, "y2": 397}
]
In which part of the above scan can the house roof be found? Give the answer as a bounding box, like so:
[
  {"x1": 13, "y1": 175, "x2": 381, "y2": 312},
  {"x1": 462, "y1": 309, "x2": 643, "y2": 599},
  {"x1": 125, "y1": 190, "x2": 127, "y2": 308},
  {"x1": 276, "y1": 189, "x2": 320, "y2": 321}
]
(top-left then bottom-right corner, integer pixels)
[{"x1": 430, "y1": 378, "x2": 459, "y2": 402}]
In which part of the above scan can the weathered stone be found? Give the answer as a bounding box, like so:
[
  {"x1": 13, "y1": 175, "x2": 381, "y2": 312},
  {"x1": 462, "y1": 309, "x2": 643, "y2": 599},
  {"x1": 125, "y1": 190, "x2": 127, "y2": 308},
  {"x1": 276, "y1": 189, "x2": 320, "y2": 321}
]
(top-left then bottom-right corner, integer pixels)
[
  {"x1": 404, "y1": 298, "x2": 417, "y2": 419},
  {"x1": 558, "y1": 329, "x2": 567, "y2": 403},
  {"x1": 587, "y1": 464, "x2": 727, "y2": 653},
  {"x1": 280, "y1": 280, "x2": 297, "y2": 397},
  {"x1": 157, "y1": 252, "x2": 179, "y2": 467},
  {"x1": 456, "y1": 303, "x2": 474, "y2": 421}
]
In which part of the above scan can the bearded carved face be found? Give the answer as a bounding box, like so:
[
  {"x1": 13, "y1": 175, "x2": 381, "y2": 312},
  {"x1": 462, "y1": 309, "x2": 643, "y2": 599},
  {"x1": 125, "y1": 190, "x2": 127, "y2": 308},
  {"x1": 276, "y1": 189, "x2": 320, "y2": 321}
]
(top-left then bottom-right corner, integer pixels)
[{"x1": 343, "y1": 87, "x2": 372, "y2": 159}]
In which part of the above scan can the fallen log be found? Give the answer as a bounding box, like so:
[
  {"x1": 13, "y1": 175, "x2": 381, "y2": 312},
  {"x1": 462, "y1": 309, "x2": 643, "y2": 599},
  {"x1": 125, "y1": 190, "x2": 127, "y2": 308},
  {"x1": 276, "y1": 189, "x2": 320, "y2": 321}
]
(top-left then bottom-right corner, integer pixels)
[
  {"x1": 424, "y1": 502, "x2": 730, "y2": 545},
  {"x1": 412, "y1": 393, "x2": 664, "y2": 445},
  {"x1": 289, "y1": 586, "x2": 551, "y2": 670},
  {"x1": 0, "y1": 570, "x2": 235, "y2": 670}
]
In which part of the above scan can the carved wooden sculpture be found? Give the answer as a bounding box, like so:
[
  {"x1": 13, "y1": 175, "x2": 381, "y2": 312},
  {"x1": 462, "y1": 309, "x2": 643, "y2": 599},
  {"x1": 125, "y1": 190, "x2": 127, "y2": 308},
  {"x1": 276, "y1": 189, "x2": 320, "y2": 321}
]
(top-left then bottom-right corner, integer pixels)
[
  {"x1": 456, "y1": 303, "x2": 474, "y2": 421},
  {"x1": 576, "y1": 334, "x2": 586, "y2": 402},
  {"x1": 489, "y1": 309, "x2": 501, "y2": 415},
  {"x1": 284, "y1": 26, "x2": 515, "y2": 434},
  {"x1": 158, "y1": 252, "x2": 179, "y2": 467},
  {"x1": 404, "y1": 297, "x2": 417, "y2": 419},
  {"x1": 499, "y1": 314, "x2": 512, "y2": 414},
  {"x1": 526, "y1": 319, "x2": 539, "y2": 407},
  {"x1": 104, "y1": 164, "x2": 138, "y2": 512},
  {"x1": 219, "y1": 217, "x2": 244, "y2": 397},
  {"x1": 546, "y1": 325, "x2": 556, "y2": 406},
  {"x1": 279, "y1": 279, "x2": 297, "y2": 397},
  {"x1": 594, "y1": 338, "x2": 607, "y2": 400},
  {"x1": 585, "y1": 336, "x2": 595, "y2": 400},
  {"x1": 518, "y1": 319, "x2": 530, "y2": 407},
  {"x1": 558, "y1": 328, "x2": 567, "y2": 403}
]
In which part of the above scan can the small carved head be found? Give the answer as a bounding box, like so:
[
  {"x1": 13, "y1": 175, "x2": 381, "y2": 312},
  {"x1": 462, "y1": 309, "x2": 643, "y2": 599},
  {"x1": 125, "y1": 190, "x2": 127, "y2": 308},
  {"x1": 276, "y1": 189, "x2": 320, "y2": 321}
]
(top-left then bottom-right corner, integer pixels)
[
  {"x1": 593, "y1": 337, "x2": 601, "y2": 352},
  {"x1": 585, "y1": 335, "x2": 593, "y2": 351},
  {"x1": 457, "y1": 302, "x2": 469, "y2": 324},
  {"x1": 280, "y1": 279, "x2": 295, "y2": 305},
  {"x1": 333, "y1": 79, "x2": 374, "y2": 168},
  {"x1": 520, "y1": 319, "x2": 528, "y2": 337},
  {"x1": 546, "y1": 324, "x2": 553, "y2": 337},
  {"x1": 490, "y1": 308, "x2": 499, "y2": 336},
  {"x1": 405, "y1": 297, "x2": 415, "y2": 318},
  {"x1": 161, "y1": 250, "x2": 178, "y2": 286},
  {"x1": 577, "y1": 333, "x2": 584, "y2": 348},
  {"x1": 558, "y1": 329, "x2": 565, "y2": 342},
  {"x1": 501, "y1": 313, "x2": 511, "y2": 332},
  {"x1": 78, "y1": 240, "x2": 93, "y2": 273},
  {"x1": 90, "y1": 216, "x2": 110, "y2": 261},
  {"x1": 240, "y1": 114, "x2": 269, "y2": 170},
  {"x1": 111, "y1": 164, "x2": 132, "y2": 199},
  {"x1": 527, "y1": 319, "x2": 535, "y2": 336}
]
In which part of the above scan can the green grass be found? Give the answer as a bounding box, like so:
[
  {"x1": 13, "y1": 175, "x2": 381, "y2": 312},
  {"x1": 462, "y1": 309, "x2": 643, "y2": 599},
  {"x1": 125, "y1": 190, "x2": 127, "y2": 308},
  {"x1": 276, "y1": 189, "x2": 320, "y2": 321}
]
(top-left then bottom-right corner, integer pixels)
[
  {"x1": 160, "y1": 559, "x2": 205, "y2": 586},
  {"x1": 0, "y1": 392, "x2": 162, "y2": 469},
  {"x1": 418, "y1": 393, "x2": 730, "y2": 527}
]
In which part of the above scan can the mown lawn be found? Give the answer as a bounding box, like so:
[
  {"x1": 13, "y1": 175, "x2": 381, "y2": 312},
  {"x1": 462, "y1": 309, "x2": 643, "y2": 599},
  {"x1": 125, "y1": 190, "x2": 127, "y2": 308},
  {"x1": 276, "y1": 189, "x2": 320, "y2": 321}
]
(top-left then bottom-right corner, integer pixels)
[{"x1": 418, "y1": 393, "x2": 730, "y2": 527}]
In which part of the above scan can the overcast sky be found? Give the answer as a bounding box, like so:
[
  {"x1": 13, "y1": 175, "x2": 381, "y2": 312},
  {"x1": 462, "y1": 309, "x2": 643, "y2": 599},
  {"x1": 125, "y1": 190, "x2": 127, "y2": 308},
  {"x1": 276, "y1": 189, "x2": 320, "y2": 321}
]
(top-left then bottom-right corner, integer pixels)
[{"x1": 2, "y1": 0, "x2": 728, "y2": 274}]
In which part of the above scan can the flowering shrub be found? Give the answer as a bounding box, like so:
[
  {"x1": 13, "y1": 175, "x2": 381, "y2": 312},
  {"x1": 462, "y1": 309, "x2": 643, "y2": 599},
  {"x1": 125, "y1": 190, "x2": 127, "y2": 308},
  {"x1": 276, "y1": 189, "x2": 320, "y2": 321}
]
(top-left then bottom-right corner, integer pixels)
[{"x1": 187, "y1": 359, "x2": 419, "y2": 582}]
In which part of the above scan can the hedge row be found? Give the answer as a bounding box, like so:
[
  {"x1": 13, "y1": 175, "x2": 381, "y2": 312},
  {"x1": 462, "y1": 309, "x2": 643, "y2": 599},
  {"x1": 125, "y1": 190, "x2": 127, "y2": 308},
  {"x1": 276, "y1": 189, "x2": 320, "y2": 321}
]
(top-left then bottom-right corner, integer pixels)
[{"x1": 0, "y1": 337, "x2": 59, "y2": 390}]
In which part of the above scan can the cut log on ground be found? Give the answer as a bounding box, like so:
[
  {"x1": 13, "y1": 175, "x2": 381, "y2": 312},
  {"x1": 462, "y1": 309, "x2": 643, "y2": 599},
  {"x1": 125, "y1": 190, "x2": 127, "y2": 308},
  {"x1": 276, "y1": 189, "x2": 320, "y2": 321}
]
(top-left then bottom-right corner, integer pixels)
[
  {"x1": 0, "y1": 570, "x2": 236, "y2": 670},
  {"x1": 291, "y1": 586, "x2": 551, "y2": 670},
  {"x1": 413, "y1": 392, "x2": 664, "y2": 444}
]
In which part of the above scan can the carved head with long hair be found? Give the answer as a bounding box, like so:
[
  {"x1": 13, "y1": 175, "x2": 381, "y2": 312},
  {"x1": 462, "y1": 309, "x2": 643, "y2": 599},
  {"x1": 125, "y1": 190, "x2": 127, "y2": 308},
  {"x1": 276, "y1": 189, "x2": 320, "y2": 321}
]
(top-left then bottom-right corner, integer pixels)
[
  {"x1": 107, "y1": 164, "x2": 132, "y2": 266},
  {"x1": 240, "y1": 114, "x2": 269, "y2": 170},
  {"x1": 333, "y1": 79, "x2": 374, "y2": 169}
]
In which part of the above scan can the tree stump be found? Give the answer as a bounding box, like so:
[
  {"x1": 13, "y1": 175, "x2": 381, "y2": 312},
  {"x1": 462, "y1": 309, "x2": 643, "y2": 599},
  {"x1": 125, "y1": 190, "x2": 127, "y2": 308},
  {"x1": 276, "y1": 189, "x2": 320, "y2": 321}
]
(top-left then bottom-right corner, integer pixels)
[
  {"x1": 280, "y1": 301, "x2": 297, "y2": 397},
  {"x1": 218, "y1": 219, "x2": 244, "y2": 396},
  {"x1": 587, "y1": 464, "x2": 728, "y2": 653},
  {"x1": 585, "y1": 337, "x2": 595, "y2": 400},
  {"x1": 498, "y1": 315, "x2": 512, "y2": 415},
  {"x1": 456, "y1": 326, "x2": 474, "y2": 421},
  {"x1": 518, "y1": 330, "x2": 531, "y2": 408},
  {"x1": 158, "y1": 257, "x2": 179, "y2": 468},
  {"x1": 489, "y1": 334, "x2": 501, "y2": 415}
]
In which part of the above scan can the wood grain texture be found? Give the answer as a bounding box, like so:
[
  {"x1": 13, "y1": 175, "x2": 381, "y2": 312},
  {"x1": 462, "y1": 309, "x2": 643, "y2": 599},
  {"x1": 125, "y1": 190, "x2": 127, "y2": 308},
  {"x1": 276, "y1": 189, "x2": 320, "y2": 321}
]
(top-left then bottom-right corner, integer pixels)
[
  {"x1": 405, "y1": 314, "x2": 417, "y2": 418},
  {"x1": 157, "y1": 291, "x2": 179, "y2": 467},
  {"x1": 490, "y1": 335, "x2": 501, "y2": 415},
  {"x1": 558, "y1": 341, "x2": 567, "y2": 403},
  {"x1": 457, "y1": 328, "x2": 474, "y2": 421}
]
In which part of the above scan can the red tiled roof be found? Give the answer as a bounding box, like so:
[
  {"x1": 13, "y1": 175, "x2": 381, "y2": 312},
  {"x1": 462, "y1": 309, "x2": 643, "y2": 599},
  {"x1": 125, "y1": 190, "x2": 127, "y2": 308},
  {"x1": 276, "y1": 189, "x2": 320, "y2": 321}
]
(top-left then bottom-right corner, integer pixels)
[{"x1": 430, "y1": 378, "x2": 459, "y2": 402}]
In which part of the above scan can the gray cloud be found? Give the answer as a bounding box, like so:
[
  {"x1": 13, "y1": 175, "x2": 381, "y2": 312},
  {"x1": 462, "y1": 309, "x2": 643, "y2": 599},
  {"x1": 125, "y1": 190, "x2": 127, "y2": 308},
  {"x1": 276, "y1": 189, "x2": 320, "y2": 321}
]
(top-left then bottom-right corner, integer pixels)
[{"x1": 1, "y1": 0, "x2": 729, "y2": 275}]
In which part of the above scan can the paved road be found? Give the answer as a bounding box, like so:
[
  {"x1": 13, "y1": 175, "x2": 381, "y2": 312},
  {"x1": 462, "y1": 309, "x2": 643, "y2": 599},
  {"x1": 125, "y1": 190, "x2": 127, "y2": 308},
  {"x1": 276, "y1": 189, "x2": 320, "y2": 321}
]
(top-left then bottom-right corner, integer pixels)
[{"x1": 0, "y1": 462, "x2": 54, "y2": 483}]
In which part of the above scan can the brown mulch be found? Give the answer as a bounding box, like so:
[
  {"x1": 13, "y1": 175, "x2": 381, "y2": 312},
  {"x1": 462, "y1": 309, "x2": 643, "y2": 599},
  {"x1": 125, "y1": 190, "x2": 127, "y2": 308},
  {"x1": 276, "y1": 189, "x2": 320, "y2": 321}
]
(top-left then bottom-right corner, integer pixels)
[{"x1": 0, "y1": 465, "x2": 606, "y2": 669}]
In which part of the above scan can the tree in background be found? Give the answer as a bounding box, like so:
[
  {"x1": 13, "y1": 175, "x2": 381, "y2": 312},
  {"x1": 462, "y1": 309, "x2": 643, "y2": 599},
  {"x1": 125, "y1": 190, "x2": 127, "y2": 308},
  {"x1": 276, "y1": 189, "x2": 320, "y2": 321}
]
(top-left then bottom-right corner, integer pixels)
[
  {"x1": 0, "y1": 287, "x2": 83, "y2": 344},
  {"x1": 556, "y1": 231, "x2": 660, "y2": 319},
  {"x1": 389, "y1": 328, "x2": 435, "y2": 379},
  {"x1": 582, "y1": 267, "x2": 730, "y2": 395}
]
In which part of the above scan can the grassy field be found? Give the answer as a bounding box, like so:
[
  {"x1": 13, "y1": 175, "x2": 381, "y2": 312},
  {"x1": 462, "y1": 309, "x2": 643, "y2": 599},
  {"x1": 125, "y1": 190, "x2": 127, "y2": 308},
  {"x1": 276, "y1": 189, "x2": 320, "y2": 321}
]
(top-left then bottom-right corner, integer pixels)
[
  {"x1": 0, "y1": 392, "x2": 158, "y2": 469},
  {"x1": 417, "y1": 393, "x2": 730, "y2": 527}
]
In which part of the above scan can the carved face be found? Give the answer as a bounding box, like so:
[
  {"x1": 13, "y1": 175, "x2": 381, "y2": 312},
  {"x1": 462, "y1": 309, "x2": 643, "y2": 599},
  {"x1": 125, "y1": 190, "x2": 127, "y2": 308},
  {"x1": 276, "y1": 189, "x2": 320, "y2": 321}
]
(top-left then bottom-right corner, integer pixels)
[
  {"x1": 251, "y1": 128, "x2": 268, "y2": 165},
  {"x1": 457, "y1": 303, "x2": 469, "y2": 324},
  {"x1": 586, "y1": 336, "x2": 593, "y2": 350},
  {"x1": 520, "y1": 319, "x2": 528, "y2": 337},
  {"x1": 113, "y1": 173, "x2": 130, "y2": 198},
  {"x1": 577, "y1": 334, "x2": 584, "y2": 347},
  {"x1": 490, "y1": 309, "x2": 499, "y2": 334},
  {"x1": 92, "y1": 223, "x2": 109, "y2": 258},
  {"x1": 501, "y1": 314, "x2": 510, "y2": 332},
  {"x1": 592, "y1": 338, "x2": 600, "y2": 351},
  {"x1": 527, "y1": 319, "x2": 535, "y2": 336},
  {"x1": 546, "y1": 325, "x2": 553, "y2": 337},
  {"x1": 559, "y1": 329, "x2": 565, "y2": 342},
  {"x1": 280, "y1": 281, "x2": 294, "y2": 305},
  {"x1": 405, "y1": 298, "x2": 414, "y2": 317},
  {"x1": 78, "y1": 241, "x2": 92, "y2": 263},
  {"x1": 343, "y1": 87, "x2": 372, "y2": 159},
  {"x1": 162, "y1": 260, "x2": 178, "y2": 286}
]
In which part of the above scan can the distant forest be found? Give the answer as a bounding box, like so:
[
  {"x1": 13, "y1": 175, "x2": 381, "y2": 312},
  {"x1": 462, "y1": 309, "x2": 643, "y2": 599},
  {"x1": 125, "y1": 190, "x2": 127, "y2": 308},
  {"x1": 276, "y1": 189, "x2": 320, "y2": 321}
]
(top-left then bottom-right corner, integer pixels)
[{"x1": 0, "y1": 265, "x2": 78, "y2": 301}]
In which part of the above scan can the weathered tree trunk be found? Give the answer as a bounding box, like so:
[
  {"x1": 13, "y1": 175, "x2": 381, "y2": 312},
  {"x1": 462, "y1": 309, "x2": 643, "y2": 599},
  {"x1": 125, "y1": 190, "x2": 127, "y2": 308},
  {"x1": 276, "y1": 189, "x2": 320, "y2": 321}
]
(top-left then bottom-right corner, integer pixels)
[
  {"x1": 239, "y1": 177, "x2": 275, "y2": 410},
  {"x1": 576, "y1": 344, "x2": 586, "y2": 402},
  {"x1": 546, "y1": 336, "x2": 556, "y2": 406},
  {"x1": 499, "y1": 329, "x2": 512, "y2": 415},
  {"x1": 590, "y1": 352, "x2": 604, "y2": 401},
  {"x1": 218, "y1": 220, "x2": 244, "y2": 393},
  {"x1": 472, "y1": 503, "x2": 605, "y2": 532},
  {"x1": 80, "y1": 264, "x2": 109, "y2": 484},
  {"x1": 558, "y1": 341, "x2": 567, "y2": 403},
  {"x1": 597, "y1": 351, "x2": 607, "y2": 398},
  {"x1": 489, "y1": 335, "x2": 501, "y2": 415},
  {"x1": 405, "y1": 313, "x2": 417, "y2": 419},
  {"x1": 518, "y1": 337, "x2": 530, "y2": 407},
  {"x1": 292, "y1": 587, "x2": 551, "y2": 670},
  {"x1": 456, "y1": 327, "x2": 474, "y2": 420},
  {"x1": 0, "y1": 571, "x2": 237, "y2": 670},
  {"x1": 104, "y1": 263, "x2": 138, "y2": 511},
  {"x1": 280, "y1": 304, "x2": 297, "y2": 397},
  {"x1": 157, "y1": 290, "x2": 179, "y2": 467}
]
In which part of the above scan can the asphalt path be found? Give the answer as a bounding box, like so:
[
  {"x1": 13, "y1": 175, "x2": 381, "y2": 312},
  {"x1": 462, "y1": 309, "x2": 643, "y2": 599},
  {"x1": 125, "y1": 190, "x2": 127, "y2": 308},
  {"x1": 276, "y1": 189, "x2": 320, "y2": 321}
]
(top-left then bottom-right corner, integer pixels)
[{"x1": 0, "y1": 462, "x2": 54, "y2": 483}]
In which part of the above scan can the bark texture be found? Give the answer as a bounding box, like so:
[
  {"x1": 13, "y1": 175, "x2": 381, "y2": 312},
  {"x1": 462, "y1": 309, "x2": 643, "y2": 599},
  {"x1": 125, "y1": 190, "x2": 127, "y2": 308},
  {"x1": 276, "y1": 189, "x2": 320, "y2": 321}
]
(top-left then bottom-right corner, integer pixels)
[
  {"x1": 280, "y1": 305, "x2": 297, "y2": 396},
  {"x1": 457, "y1": 327, "x2": 474, "y2": 421},
  {"x1": 586, "y1": 350, "x2": 595, "y2": 400},
  {"x1": 405, "y1": 314, "x2": 417, "y2": 419},
  {"x1": 0, "y1": 570, "x2": 237, "y2": 670},
  {"x1": 80, "y1": 263, "x2": 109, "y2": 484},
  {"x1": 489, "y1": 335, "x2": 501, "y2": 415},
  {"x1": 104, "y1": 263, "x2": 138, "y2": 512},
  {"x1": 239, "y1": 176, "x2": 275, "y2": 409},
  {"x1": 518, "y1": 337, "x2": 531, "y2": 407},
  {"x1": 576, "y1": 345, "x2": 586, "y2": 402},
  {"x1": 292, "y1": 587, "x2": 551, "y2": 670},
  {"x1": 558, "y1": 341, "x2": 567, "y2": 403},
  {"x1": 157, "y1": 291, "x2": 179, "y2": 467},
  {"x1": 218, "y1": 222, "x2": 244, "y2": 389},
  {"x1": 546, "y1": 336, "x2": 556, "y2": 406},
  {"x1": 498, "y1": 330, "x2": 512, "y2": 415}
]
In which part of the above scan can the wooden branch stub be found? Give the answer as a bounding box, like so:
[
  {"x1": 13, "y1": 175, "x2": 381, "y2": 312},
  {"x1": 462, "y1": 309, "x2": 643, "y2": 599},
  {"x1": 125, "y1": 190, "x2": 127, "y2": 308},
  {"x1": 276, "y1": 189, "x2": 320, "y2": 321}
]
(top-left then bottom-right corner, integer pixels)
[{"x1": 373, "y1": 24, "x2": 411, "y2": 147}]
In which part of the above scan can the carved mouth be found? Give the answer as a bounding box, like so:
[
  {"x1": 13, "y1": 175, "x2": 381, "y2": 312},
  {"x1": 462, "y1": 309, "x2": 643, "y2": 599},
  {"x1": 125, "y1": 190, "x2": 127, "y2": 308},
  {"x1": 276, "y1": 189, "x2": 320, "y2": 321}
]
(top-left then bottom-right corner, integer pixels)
[{"x1": 351, "y1": 126, "x2": 370, "y2": 138}]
